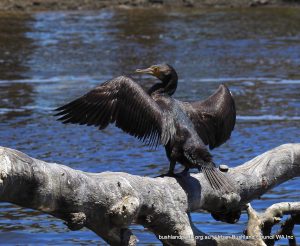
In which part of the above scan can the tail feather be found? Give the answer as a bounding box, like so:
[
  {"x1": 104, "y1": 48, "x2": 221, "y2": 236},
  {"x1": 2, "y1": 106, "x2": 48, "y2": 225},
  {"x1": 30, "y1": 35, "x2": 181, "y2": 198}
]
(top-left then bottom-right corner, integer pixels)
[{"x1": 200, "y1": 164, "x2": 235, "y2": 193}]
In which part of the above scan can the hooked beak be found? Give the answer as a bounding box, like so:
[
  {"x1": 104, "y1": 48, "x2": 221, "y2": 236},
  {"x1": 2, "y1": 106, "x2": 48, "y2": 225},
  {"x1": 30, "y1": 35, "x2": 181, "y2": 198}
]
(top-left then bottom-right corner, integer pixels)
[{"x1": 135, "y1": 67, "x2": 155, "y2": 75}]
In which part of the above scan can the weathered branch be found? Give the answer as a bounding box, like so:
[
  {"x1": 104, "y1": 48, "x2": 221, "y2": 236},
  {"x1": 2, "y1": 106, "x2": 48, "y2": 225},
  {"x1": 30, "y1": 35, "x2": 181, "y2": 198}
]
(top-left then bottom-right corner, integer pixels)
[
  {"x1": 246, "y1": 202, "x2": 300, "y2": 246},
  {"x1": 274, "y1": 214, "x2": 300, "y2": 246},
  {"x1": 0, "y1": 143, "x2": 299, "y2": 245}
]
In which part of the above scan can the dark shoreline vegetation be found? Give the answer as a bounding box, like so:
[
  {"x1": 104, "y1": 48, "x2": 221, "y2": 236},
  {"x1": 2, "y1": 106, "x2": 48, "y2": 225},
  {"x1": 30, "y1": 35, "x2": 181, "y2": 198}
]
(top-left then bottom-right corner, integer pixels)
[{"x1": 0, "y1": 0, "x2": 299, "y2": 12}]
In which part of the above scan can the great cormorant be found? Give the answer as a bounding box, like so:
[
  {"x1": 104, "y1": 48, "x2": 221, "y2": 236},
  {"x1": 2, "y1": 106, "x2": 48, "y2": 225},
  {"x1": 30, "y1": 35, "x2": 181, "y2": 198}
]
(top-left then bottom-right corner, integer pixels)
[{"x1": 55, "y1": 64, "x2": 236, "y2": 192}]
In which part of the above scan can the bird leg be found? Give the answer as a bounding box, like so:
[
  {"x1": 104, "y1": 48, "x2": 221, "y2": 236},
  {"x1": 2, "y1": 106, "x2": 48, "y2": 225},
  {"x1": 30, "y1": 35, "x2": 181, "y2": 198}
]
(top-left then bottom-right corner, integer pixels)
[
  {"x1": 157, "y1": 161, "x2": 180, "y2": 178},
  {"x1": 180, "y1": 167, "x2": 190, "y2": 176}
]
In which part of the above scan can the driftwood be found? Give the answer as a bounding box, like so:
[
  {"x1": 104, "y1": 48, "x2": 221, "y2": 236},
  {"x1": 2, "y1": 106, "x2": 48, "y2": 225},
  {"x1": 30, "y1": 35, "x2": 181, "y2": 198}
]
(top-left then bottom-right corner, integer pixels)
[{"x1": 0, "y1": 143, "x2": 299, "y2": 245}]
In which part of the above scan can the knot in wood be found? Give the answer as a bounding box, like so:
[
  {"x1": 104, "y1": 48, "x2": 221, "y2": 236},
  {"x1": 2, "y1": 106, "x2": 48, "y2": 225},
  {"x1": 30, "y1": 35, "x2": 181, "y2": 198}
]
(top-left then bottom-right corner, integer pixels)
[
  {"x1": 219, "y1": 164, "x2": 229, "y2": 172},
  {"x1": 109, "y1": 196, "x2": 140, "y2": 226},
  {"x1": 0, "y1": 170, "x2": 8, "y2": 184},
  {"x1": 66, "y1": 212, "x2": 86, "y2": 231}
]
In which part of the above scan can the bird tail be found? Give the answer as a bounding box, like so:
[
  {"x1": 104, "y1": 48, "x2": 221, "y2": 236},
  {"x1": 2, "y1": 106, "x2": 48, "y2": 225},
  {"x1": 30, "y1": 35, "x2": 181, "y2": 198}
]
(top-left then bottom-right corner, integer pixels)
[{"x1": 200, "y1": 164, "x2": 235, "y2": 193}]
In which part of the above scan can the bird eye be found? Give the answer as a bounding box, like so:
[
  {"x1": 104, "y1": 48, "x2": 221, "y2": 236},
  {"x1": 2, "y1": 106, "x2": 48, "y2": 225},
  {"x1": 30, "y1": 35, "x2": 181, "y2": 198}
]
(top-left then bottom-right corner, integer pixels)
[{"x1": 153, "y1": 67, "x2": 159, "y2": 73}]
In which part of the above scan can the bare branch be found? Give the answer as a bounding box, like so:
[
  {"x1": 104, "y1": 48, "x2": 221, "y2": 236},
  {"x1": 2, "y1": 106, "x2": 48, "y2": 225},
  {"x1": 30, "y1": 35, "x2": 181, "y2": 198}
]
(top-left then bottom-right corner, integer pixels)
[
  {"x1": 0, "y1": 143, "x2": 299, "y2": 245},
  {"x1": 245, "y1": 202, "x2": 300, "y2": 246},
  {"x1": 274, "y1": 214, "x2": 300, "y2": 246}
]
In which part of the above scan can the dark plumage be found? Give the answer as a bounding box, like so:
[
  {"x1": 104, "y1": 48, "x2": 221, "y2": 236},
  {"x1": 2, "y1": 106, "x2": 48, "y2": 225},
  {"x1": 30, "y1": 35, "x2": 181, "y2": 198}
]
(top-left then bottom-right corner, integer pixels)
[{"x1": 55, "y1": 64, "x2": 236, "y2": 192}]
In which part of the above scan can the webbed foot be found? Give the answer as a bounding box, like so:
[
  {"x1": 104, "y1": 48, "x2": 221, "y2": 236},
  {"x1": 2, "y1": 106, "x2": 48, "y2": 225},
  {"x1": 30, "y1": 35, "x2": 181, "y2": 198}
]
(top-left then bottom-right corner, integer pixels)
[{"x1": 156, "y1": 171, "x2": 180, "y2": 178}]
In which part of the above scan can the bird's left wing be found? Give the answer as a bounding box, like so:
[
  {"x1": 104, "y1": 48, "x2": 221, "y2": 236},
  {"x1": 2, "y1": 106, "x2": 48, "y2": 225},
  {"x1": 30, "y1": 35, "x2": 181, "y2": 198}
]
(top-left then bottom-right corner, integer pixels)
[
  {"x1": 180, "y1": 84, "x2": 236, "y2": 149},
  {"x1": 55, "y1": 76, "x2": 172, "y2": 147}
]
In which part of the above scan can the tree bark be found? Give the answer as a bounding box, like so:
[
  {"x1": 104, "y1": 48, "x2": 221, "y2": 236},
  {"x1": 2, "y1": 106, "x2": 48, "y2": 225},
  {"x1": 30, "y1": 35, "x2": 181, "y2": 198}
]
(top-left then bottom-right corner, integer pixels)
[{"x1": 0, "y1": 143, "x2": 299, "y2": 245}]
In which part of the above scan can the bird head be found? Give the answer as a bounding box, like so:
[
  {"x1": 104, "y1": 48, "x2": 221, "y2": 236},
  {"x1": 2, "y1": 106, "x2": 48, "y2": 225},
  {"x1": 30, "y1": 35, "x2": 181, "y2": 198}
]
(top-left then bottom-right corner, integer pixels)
[
  {"x1": 135, "y1": 63, "x2": 178, "y2": 96},
  {"x1": 135, "y1": 64, "x2": 175, "y2": 83}
]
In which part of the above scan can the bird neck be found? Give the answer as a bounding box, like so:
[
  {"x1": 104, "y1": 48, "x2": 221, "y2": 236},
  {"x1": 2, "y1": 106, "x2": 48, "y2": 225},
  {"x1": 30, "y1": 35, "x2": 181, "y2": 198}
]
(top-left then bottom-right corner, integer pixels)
[
  {"x1": 148, "y1": 72, "x2": 178, "y2": 96},
  {"x1": 148, "y1": 83, "x2": 164, "y2": 95},
  {"x1": 162, "y1": 73, "x2": 178, "y2": 96}
]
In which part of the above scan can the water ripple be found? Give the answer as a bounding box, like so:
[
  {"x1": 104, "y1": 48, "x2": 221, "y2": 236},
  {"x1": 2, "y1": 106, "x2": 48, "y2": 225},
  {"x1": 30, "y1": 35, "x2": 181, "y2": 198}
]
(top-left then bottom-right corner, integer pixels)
[{"x1": 237, "y1": 115, "x2": 300, "y2": 121}]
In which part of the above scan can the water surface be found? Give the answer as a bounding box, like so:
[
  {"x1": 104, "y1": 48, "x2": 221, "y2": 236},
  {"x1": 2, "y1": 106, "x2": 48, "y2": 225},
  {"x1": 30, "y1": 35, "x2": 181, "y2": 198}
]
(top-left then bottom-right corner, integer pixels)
[{"x1": 0, "y1": 7, "x2": 299, "y2": 245}]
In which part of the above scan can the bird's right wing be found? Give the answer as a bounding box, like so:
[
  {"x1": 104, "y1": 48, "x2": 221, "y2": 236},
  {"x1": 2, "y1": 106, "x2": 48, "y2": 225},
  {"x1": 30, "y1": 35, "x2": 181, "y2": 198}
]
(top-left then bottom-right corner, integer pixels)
[{"x1": 55, "y1": 76, "x2": 173, "y2": 147}]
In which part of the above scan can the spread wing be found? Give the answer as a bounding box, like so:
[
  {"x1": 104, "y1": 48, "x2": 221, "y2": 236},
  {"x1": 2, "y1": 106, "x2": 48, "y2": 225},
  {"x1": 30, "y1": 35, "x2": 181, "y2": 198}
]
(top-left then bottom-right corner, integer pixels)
[
  {"x1": 182, "y1": 84, "x2": 236, "y2": 149},
  {"x1": 55, "y1": 76, "x2": 172, "y2": 147}
]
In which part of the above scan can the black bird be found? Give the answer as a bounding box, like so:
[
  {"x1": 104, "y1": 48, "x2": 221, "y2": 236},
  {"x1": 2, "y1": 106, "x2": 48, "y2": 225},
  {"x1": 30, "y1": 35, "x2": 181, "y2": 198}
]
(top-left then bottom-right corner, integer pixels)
[{"x1": 55, "y1": 64, "x2": 236, "y2": 192}]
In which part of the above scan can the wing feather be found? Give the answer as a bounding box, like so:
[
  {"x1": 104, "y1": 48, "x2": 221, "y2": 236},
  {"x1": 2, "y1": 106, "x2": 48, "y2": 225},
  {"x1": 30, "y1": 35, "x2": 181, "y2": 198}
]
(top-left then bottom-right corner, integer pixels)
[
  {"x1": 55, "y1": 76, "x2": 171, "y2": 147},
  {"x1": 182, "y1": 84, "x2": 236, "y2": 149}
]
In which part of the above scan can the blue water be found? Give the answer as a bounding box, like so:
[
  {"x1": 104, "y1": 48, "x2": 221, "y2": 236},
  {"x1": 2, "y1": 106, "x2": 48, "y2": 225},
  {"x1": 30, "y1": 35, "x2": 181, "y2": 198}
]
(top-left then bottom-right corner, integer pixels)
[{"x1": 0, "y1": 7, "x2": 299, "y2": 245}]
